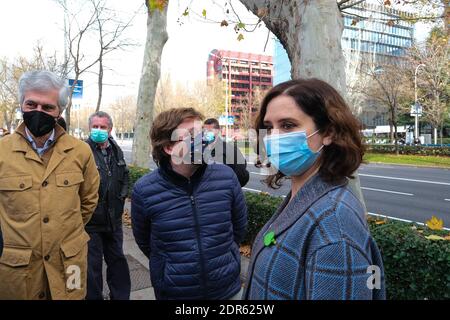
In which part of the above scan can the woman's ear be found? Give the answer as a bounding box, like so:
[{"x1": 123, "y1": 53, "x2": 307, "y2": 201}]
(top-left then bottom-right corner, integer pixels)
[{"x1": 323, "y1": 135, "x2": 332, "y2": 146}]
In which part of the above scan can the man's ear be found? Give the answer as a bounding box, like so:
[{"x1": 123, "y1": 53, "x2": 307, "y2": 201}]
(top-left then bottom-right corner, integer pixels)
[{"x1": 163, "y1": 144, "x2": 174, "y2": 156}]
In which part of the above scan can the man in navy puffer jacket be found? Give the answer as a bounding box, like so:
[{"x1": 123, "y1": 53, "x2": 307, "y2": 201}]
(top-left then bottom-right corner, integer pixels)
[{"x1": 131, "y1": 108, "x2": 247, "y2": 300}]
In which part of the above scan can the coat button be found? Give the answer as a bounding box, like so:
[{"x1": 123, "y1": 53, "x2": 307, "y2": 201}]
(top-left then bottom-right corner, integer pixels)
[
  {"x1": 42, "y1": 181, "x2": 48, "y2": 187},
  {"x1": 19, "y1": 183, "x2": 25, "y2": 189},
  {"x1": 38, "y1": 292, "x2": 45, "y2": 299},
  {"x1": 43, "y1": 217, "x2": 49, "y2": 223},
  {"x1": 64, "y1": 180, "x2": 69, "y2": 185},
  {"x1": 44, "y1": 255, "x2": 50, "y2": 261}
]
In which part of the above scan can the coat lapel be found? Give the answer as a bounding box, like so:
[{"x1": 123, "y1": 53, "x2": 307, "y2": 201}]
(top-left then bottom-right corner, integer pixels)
[
  {"x1": 12, "y1": 137, "x2": 43, "y2": 164},
  {"x1": 41, "y1": 135, "x2": 75, "y2": 182},
  {"x1": 270, "y1": 175, "x2": 346, "y2": 241}
]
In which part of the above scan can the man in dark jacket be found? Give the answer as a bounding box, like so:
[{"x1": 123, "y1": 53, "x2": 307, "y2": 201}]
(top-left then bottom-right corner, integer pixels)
[
  {"x1": 85, "y1": 111, "x2": 131, "y2": 300},
  {"x1": 131, "y1": 108, "x2": 248, "y2": 300},
  {"x1": 203, "y1": 118, "x2": 249, "y2": 187}
]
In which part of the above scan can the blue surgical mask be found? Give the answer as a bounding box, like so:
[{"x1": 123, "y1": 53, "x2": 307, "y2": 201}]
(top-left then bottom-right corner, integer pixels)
[
  {"x1": 90, "y1": 128, "x2": 109, "y2": 143},
  {"x1": 263, "y1": 130, "x2": 323, "y2": 177},
  {"x1": 203, "y1": 131, "x2": 216, "y2": 143},
  {"x1": 189, "y1": 132, "x2": 215, "y2": 164}
]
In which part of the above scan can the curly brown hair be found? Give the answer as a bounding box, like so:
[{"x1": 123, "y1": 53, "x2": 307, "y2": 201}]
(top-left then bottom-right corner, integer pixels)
[
  {"x1": 150, "y1": 108, "x2": 204, "y2": 165},
  {"x1": 254, "y1": 78, "x2": 364, "y2": 188}
]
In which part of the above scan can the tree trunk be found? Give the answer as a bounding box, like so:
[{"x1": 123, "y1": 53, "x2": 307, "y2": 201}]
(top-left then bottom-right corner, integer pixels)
[
  {"x1": 132, "y1": 3, "x2": 168, "y2": 167},
  {"x1": 3, "y1": 110, "x2": 11, "y2": 131},
  {"x1": 96, "y1": 53, "x2": 104, "y2": 112},
  {"x1": 240, "y1": 0, "x2": 365, "y2": 209},
  {"x1": 240, "y1": 0, "x2": 347, "y2": 96}
]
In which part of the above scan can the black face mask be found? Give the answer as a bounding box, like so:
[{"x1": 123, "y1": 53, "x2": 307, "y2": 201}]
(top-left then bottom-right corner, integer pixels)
[{"x1": 23, "y1": 111, "x2": 56, "y2": 137}]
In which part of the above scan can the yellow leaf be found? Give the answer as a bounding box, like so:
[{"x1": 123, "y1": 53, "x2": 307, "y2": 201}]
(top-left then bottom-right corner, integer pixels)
[
  {"x1": 202, "y1": 9, "x2": 207, "y2": 18},
  {"x1": 426, "y1": 216, "x2": 444, "y2": 230},
  {"x1": 182, "y1": 7, "x2": 189, "y2": 16},
  {"x1": 425, "y1": 235, "x2": 445, "y2": 241},
  {"x1": 375, "y1": 220, "x2": 386, "y2": 225},
  {"x1": 237, "y1": 33, "x2": 244, "y2": 41},
  {"x1": 148, "y1": 0, "x2": 168, "y2": 12}
]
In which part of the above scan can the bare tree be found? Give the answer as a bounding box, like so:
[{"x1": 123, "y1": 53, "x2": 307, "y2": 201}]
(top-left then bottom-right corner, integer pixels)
[
  {"x1": 91, "y1": 0, "x2": 138, "y2": 112},
  {"x1": 107, "y1": 95, "x2": 137, "y2": 140},
  {"x1": 410, "y1": 27, "x2": 450, "y2": 144},
  {"x1": 363, "y1": 61, "x2": 413, "y2": 153},
  {"x1": 56, "y1": 0, "x2": 137, "y2": 131}
]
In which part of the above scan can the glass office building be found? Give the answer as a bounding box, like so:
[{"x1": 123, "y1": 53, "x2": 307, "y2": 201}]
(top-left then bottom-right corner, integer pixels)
[{"x1": 273, "y1": 1, "x2": 415, "y2": 126}]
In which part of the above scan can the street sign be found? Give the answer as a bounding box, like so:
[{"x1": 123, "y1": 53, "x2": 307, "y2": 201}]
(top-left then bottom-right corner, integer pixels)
[
  {"x1": 410, "y1": 102, "x2": 422, "y2": 117},
  {"x1": 68, "y1": 79, "x2": 83, "y2": 99},
  {"x1": 219, "y1": 115, "x2": 234, "y2": 126}
]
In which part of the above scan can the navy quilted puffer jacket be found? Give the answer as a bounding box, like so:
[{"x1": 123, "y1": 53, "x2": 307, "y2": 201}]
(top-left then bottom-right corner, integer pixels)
[{"x1": 131, "y1": 162, "x2": 247, "y2": 300}]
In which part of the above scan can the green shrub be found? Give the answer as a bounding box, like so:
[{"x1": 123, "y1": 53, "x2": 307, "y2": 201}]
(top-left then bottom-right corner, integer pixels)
[
  {"x1": 365, "y1": 144, "x2": 450, "y2": 156},
  {"x1": 368, "y1": 220, "x2": 450, "y2": 300},
  {"x1": 243, "y1": 192, "x2": 283, "y2": 244},
  {"x1": 128, "y1": 166, "x2": 151, "y2": 197}
]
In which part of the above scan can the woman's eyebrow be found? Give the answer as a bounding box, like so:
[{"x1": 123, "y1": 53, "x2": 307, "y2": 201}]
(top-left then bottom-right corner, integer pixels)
[{"x1": 277, "y1": 117, "x2": 298, "y2": 123}]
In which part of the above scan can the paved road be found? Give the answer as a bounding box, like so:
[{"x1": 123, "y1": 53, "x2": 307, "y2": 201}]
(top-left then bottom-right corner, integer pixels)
[{"x1": 119, "y1": 140, "x2": 450, "y2": 228}]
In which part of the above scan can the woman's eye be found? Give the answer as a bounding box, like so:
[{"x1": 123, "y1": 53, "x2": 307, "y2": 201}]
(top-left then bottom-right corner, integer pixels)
[{"x1": 282, "y1": 123, "x2": 295, "y2": 130}]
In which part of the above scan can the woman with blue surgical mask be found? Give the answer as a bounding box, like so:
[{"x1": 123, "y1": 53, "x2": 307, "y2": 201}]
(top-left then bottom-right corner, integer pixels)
[{"x1": 243, "y1": 78, "x2": 386, "y2": 300}]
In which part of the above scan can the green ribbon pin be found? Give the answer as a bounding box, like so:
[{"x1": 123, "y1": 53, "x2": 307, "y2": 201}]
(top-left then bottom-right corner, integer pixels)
[{"x1": 264, "y1": 231, "x2": 276, "y2": 247}]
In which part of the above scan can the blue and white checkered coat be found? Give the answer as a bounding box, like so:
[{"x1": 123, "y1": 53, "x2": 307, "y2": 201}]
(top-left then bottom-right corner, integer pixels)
[{"x1": 243, "y1": 174, "x2": 386, "y2": 300}]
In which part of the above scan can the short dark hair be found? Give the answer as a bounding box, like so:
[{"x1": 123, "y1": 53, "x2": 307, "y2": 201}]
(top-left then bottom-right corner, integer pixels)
[
  {"x1": 254, "y1": 78, "x2": 364, "y2": 188},
  {"x1": 151, "y1": 108, "x2": 204, "y2": 165},
  {"x1": 204, "y1": 118, "x2": 220, "y2": 129}
]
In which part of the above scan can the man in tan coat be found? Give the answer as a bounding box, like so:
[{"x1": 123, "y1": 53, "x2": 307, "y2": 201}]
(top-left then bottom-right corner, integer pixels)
[{"x1": 0, "y1": 70, "x2": 100, "y2": 300}]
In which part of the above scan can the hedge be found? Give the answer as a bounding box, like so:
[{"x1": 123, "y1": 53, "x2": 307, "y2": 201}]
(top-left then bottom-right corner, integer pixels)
[
  {"x1": 128, "y1": 166, "x2": 151, "y2": 197},
  {"x1": 128, "y1": 166, "x2": 450, "y2": 300},
  {"x1": 365, "y1": 144, "x2": 450, "y2": 157}
]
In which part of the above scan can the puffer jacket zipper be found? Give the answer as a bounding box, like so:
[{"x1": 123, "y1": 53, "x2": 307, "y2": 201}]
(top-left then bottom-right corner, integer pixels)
[{"x1": 188, "y1": 179, "x2": 208, "y2": 298}]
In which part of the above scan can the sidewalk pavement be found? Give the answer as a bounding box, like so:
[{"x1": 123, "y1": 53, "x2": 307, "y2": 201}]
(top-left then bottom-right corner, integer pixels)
[{"x1": 115, "y1": 201, "x2": 250, "y2": 300}]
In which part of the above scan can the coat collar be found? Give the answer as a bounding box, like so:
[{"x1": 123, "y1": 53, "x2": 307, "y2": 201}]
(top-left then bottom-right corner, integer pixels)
[
  {"x1": 159, "y1": 160, "x2": 207, "y2": 191},
  {"x1": 244, "y1": 173, "x2": 347, "y2": 298},
  {"x1": 12, "y1": 122, "x2": 77, "y2": 181}
]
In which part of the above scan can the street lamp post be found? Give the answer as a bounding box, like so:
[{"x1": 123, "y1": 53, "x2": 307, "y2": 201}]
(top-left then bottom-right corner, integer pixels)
[
  {"x1": 414, "y1": 63, "x2": 425, "y2": 141},
  {"x1": 224, "y1": 74, "x2": 229, "y2": 140}
]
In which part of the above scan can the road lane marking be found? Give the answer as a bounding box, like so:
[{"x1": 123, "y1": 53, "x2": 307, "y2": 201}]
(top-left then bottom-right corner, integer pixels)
[
  {"x1": 242, "y1": 187, "x2": 267, "y2": 193},
  {"x1": 250, "y1": 171, "x2": 269, "y2": 176},
  {"x1": 360, "y1": 174, "x2": 450, "y2": 186},
  {"x1": 361, "y1": 187, "x2": 413, "y2": 196},
  {"x1": 240, "y1": 187, "x2": 450, "y2": 231},
  {"x1": 368, "y1": 212, "x2": 450, "y2": 231}
]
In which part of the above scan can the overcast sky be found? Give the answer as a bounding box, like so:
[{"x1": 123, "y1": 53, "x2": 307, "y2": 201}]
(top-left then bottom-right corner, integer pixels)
[{"x1": 0, "y1": 0, "x2": 434, "y2": 107}]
